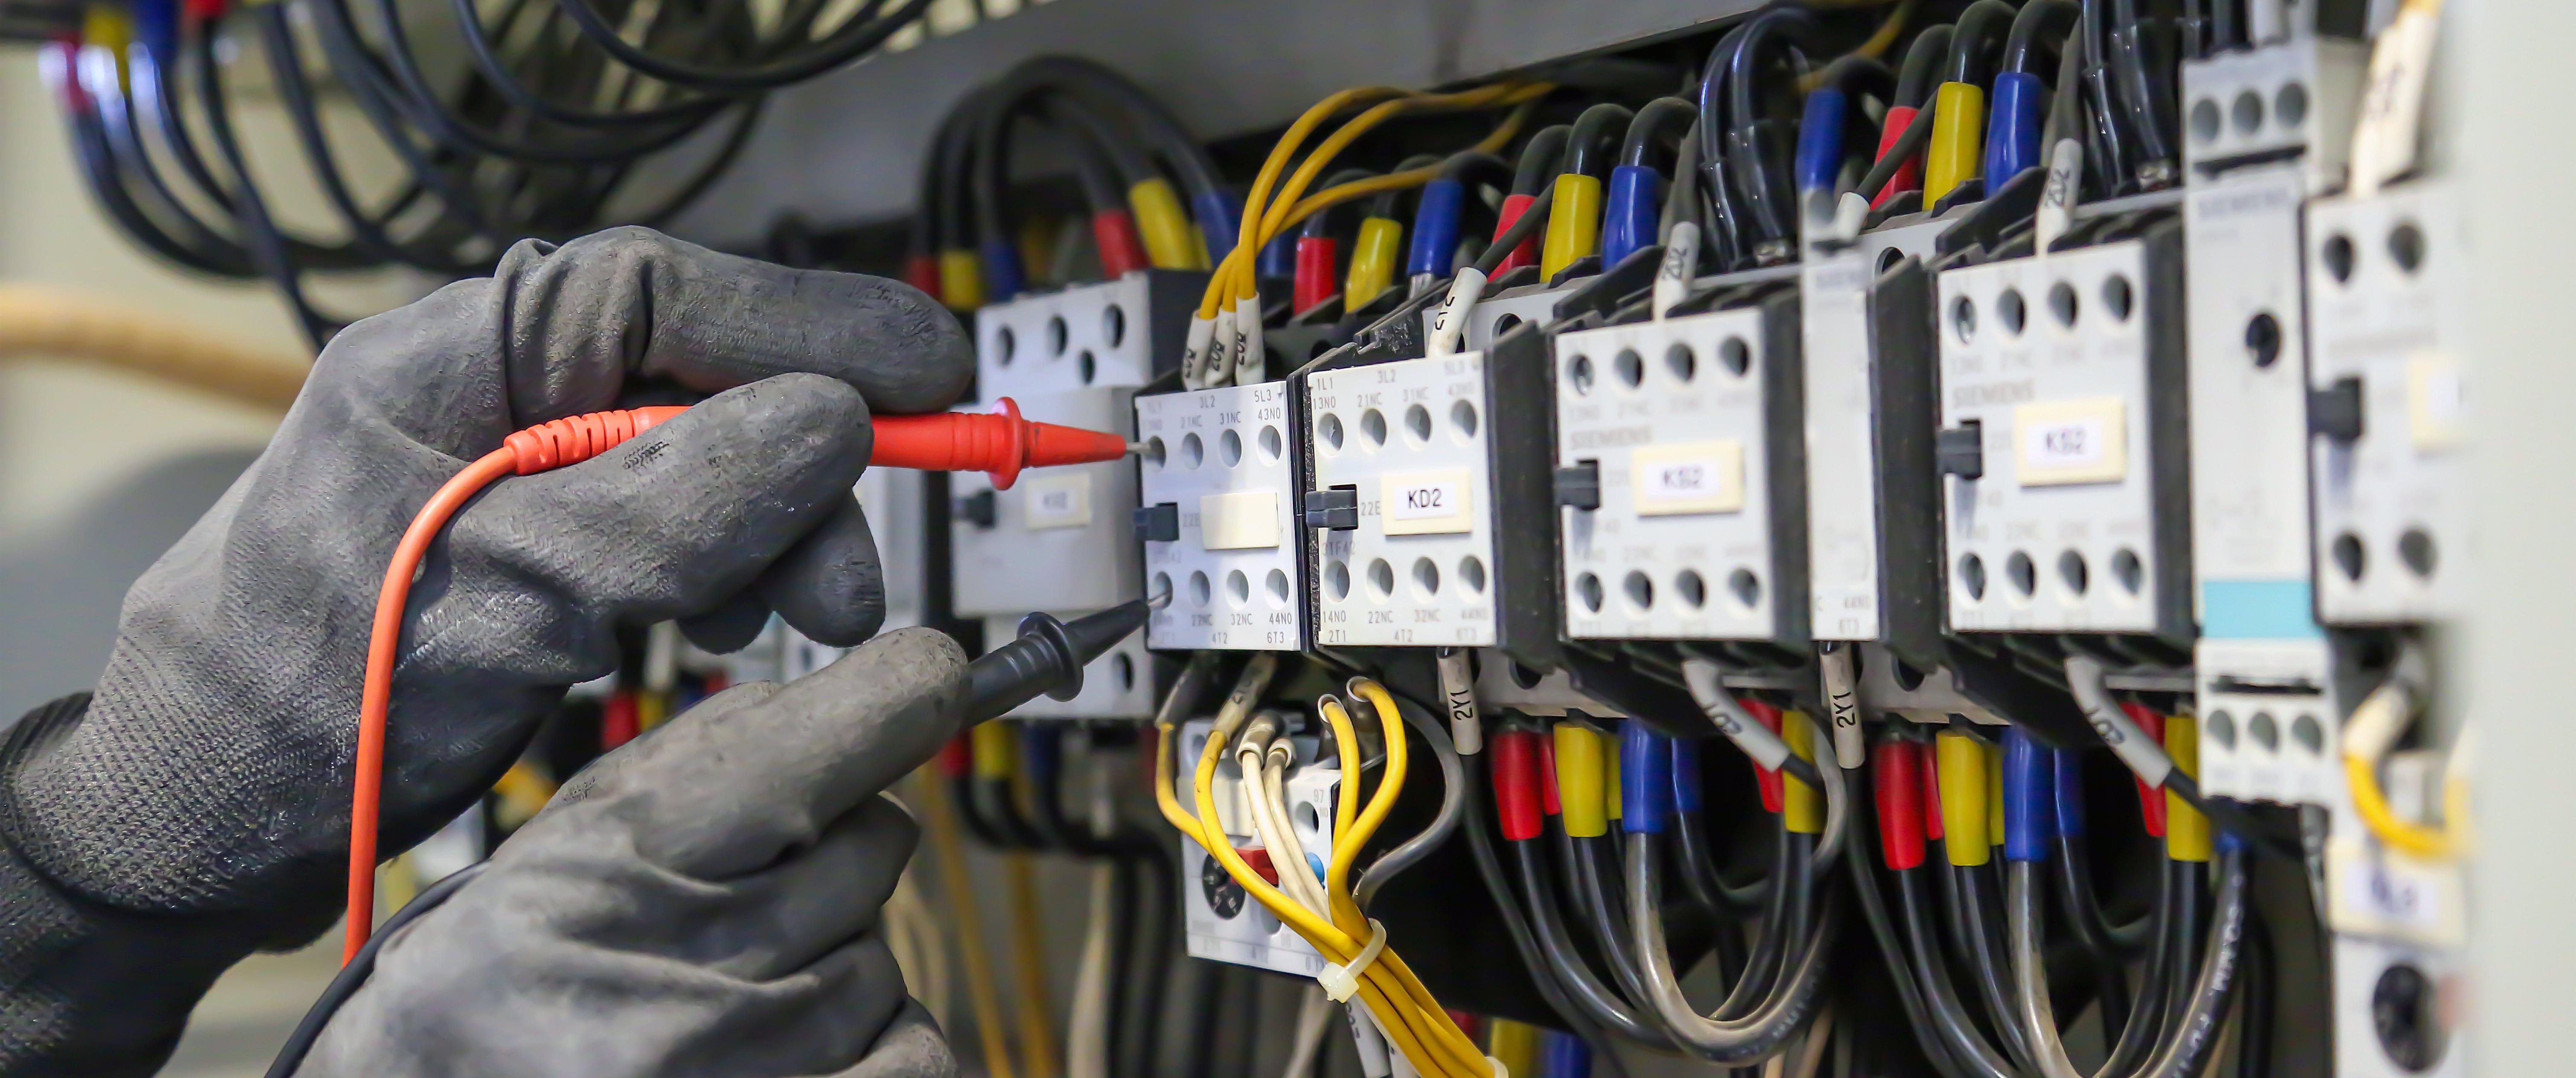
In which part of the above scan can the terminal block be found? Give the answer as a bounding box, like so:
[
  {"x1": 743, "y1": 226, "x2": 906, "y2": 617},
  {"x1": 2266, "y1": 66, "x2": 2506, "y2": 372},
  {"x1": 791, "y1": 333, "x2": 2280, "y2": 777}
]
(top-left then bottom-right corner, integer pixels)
[
  {"x1": 2306, "y1": 183, "x2": 2469, "y2": 625},
  {"x1": 1136, "y1": 382, "x2": 1307, "y2": 651},
  {"x1": 954, "y1": 273, "x2": 1199, "y2": 719},
  {"x1": 2179, "y1": 36, "x2": 2367, "y2": 186},
  {"x1": 1936, "y1": 221, "x2": 2191, "y2": 639},
  {"x1": 1552, "y1": 287, "x2": 1804, "y2": 643},
  {"x1": 971, "y1": 270, "x2": 1204, "y2": 394},
  {"x1": 1175, "y1": 717, "x2": 1337, "y2": 977},
  {"x1": 950, "y1": 388, "x2": 1149, "y2": 718},
  {"x1": 1299, "y1": 331, "x2": 1556, "y2": 661}
]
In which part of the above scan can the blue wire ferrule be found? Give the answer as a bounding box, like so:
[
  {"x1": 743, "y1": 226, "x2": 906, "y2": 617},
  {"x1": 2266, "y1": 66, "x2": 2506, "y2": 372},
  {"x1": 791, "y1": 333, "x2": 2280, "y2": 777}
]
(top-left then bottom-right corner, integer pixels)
[
  {"x1": 1984, "y1": 71, "x2": 2047, "y2": 189},
  {"x1": 1795, "y1": 87, "x2": 1849, "y2": 195},
  {"x1": 2002, "y1": 726, "x2": 2056, "y2": 862},
  {"x1": 1620, "y1": 719, "x2": 1672, "y2": 834},
  {"x1": 1257, "y1": 228, "x2": 1299, "y2": 281},
  {"x1": 1669, "y1": 736, "x2": 1704, "y2": 816},
  {"x1": 1543, "y1": 1029, "x2": 1594, "y2": 1078},
  {"x1": 1406, "y1": 177, "x2": 1465, "y2": 278},
  {"x1": 1193, "y1": 188, "x2": 1243, "y2": 263},
  {"x1": 978, "y1": 238, "x2": 1024, "y2": 303},
  {"x1": 1600, "y1": 165, "x2": 1662, "y2": 270},
  {"x1": 2054, "y1": 745, "x2": 2088, "y2": 838},
  {"x1": 1019, "y1": 722, "x2": 1062, "y2": 780}
]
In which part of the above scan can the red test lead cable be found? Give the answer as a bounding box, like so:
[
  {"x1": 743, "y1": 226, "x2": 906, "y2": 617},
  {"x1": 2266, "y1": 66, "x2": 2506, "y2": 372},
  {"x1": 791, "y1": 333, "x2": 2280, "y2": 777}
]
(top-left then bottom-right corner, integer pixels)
[{"x1": 343, "y1": 400, "x2": 1129, "y2": 961}]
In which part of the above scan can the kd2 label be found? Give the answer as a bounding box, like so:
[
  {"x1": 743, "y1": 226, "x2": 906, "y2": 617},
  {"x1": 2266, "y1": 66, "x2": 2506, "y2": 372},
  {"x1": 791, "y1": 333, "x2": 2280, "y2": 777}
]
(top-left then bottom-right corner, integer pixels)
[{"x1": 1381, "y1": 469, "x2": 1474, "y2": 535}]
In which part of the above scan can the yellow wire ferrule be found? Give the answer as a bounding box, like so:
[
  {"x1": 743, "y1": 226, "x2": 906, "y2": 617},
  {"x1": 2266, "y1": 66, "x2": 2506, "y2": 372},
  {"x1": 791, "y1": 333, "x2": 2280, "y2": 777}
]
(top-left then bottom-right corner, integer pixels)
[
  {"x1": 2163, "y1": 713, "x2": 2212, "y2": 862},
  {"x1": 1541, "y1": 172, "x2": 1604, "y2": 281},
  {"x1": 1935, "y1": 730, "x2": 1992, "y2": 865},
  {"x1": 972, "y1": 720, "x2": 1016, "y2": 781},
  {"x1": 1345, "y1": 217, "x2": 1404, "y2": 310},
  {"x1": 1553, "y1": 722, "x2": 1610, "y2": 838},
  {"x1": 1129, "y1": 177, "x2": 1200, "y2": 270},
  {"x1": 1984, "y1": 737, "x2": 2006, "y2": 848},
  {"x1": 1600, "y1": 725, "x2": 1623, "y2": 823},
  {"x1": 937, "y1": 249, "x2": 984, "y2": 312},
  {"x1": 1782, "y1": 712, "x2": 1823, "y2": 835},
  {"x1": 1924, "y1": 81, "x2": 1986, "y2": 208}
]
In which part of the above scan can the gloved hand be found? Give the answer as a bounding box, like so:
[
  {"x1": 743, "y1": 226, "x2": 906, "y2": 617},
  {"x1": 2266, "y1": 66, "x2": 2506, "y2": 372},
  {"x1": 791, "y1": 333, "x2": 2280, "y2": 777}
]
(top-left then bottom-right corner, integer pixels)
[
  {"x1": 298, "y1": 628, "x2": 968, "y2": 1078},
  {"x1": 0, "y1": 227, "x2": 971, "y2": 1077}
]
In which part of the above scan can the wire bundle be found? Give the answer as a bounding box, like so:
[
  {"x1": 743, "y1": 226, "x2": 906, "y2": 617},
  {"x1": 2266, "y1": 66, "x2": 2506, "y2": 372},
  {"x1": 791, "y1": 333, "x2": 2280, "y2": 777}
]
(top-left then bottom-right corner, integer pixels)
[
  {"x1": 58, "y1": 0, "x2": 932, "y2": 349},
  {"x1": 1155, "y1": 657, "x2": 1492, "y2": 1078},
  {"x1": 908, "y1": 56, "x2": 1236, "y2": 312}
]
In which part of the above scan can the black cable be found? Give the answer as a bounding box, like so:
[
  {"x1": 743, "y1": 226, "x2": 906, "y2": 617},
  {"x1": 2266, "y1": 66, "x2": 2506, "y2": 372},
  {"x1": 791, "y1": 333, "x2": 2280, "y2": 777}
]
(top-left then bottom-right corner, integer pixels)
[
  {"x1": 1842, "y1": 779, "x2": 1982, "y2": 1078},
  {"x1": 1572, "y1": 832, "x2": 1653, "y2": 1014},
  {"x1": 1853, "y1": 105, "x2": 1937, "y2": 201},
  {"x1": 1511, "y1": 125, "x2": 1572, "y2": 197},
  {"x1": 1512, "y1": 837, "x2": 1666, "y2": 1043},
  {"x1": 1460, "y1": 177, "x2": 1549, "y2": 280},
  {"x1": 264, "y1": 861, "x2": 490, "y2": 1078},
  {"x1": 2234, "y1": 898, "x2": 2274, "y2": 1078},
  {"x1": 2053, "y1": 831, "x2": 2134, "y2": 1043},
  {"x1": 1947, "y1": 0, "x2": 2022, "y2": 87},
  {"x1": 1716, "y1": 5, "x2": 1817, "y2": 254},
  {"x1": 1461, "y1": 754, "x2": 1630, "y2": 1076},
  {"x1": 1896, "y1": 869, "x2": 2021, "y2": 1078},
  {"x1": 1671, "y1": 770, "x2": 1771, "y2": 913},
  {"x1": 557, "y1": 0, "x2": 935, "y2": 91},
  {"x1": 1957, "y1": 862, "x2": 2037, "y2": 1072},
  {"x1": 1895, "y1": 25, "x2": 1955, "y2": 109},
  {"x1": 2007, "y1": 0, "x2": 2085, "y2": 76},
  {"x1": 1620, "y1": 97, "x2": 1698, "y2": 172}
]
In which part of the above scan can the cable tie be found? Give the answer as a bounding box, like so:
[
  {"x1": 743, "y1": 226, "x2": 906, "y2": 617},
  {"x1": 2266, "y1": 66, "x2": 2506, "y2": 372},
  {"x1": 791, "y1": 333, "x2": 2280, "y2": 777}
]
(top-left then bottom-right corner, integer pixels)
[{"x1": 1316, "y1": 918, "x2": 1390, "y2": 1003}]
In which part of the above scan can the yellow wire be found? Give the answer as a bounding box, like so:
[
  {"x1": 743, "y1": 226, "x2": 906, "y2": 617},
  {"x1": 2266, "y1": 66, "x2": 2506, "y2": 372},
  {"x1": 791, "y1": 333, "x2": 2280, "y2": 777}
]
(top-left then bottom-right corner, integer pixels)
[
  {"x1": 1316, "y1": 691, "x2": 1483, "y2": 1078},
  {"x1": 1202, "y1": 84, "x2": 1548, "y2": 320},
  {"x1": 1343, "y1": 681, "x2": 1490, "y2": 1074},
  {"x1": 1184, "y1": 697, "x2": 1479, "y2": 1077},
  {"x1": 1001, "y1": 853, "x2": 1058, "y2": 1078},
  {"x1": 2344, "y1": 755, "x2": 2466, "y2": 860},
  {"x1": 1799, "y1": 0, "x2": 1916, "y2": 91},
  {"x1": 912, "y1": 770, "x2": 1018, "y2": 1078}
]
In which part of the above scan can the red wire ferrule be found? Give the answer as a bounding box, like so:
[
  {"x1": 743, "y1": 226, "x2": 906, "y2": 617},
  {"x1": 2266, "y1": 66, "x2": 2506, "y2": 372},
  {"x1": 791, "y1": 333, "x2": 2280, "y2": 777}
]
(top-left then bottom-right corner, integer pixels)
[
  {"x1": 1742, "y1": 698, "x2": 1786, "y2": 813},
  {"x1": 1491, "y1": 729, "x2": 1544, "y2": 842},
  {"x1": 1537, "y1": 731, "x2": 1562, "y2": 817},
  {"x1": 1293, "y1": 235, "x2": 1339, "y2": 314},
  {"x1": 1875, "y1": 739, "x2": 1929, "y2": 871},
  {"x1": 1492, "y1": 194, "x2": 1540, "y2": 273},
  {"x1": 938, "y1": 732, "x2": 974, "y2": 779},
  {"x1": 2123, "y1": 702, "x2": 2169, "y2": 837},
  {"x1": 1920, "y1": 741, "x2": 1946, "y2": 840},
  {"x1": 1872, "y1": 106, "x2": 1926, "y2": 209},
  {"x1": 902, "y1": 253, "x2": 944, "y2": 303},
  {"x1": 1095, "y1": 209, "x2": 1151, "y2": 278},
  {"x1": 601, "y1": 691, "x2": 640, "y2": 751}
]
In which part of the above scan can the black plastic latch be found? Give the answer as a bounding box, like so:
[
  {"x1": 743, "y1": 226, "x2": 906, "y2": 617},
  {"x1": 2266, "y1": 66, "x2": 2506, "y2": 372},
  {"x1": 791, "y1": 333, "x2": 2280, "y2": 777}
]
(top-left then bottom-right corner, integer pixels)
[
  {"x1": 1133, "y1": 502, "x2": 1181, "y2": 542},
  {"x1": 1555, "y1": 462, "x2": 1602, "y2": 510},
  {"x1": 1936, "y1": 421, "x2": 1985, "y2": 480},
  {"x1": 954, "y1": 489, "x2": 997, "y2": 528},
  {"x1": 1303, "y1": 487, "x2": 1359, "y2": 530},
  {"x1": 2309, "y1": 376, "x2": 2365, "y2": 442}
]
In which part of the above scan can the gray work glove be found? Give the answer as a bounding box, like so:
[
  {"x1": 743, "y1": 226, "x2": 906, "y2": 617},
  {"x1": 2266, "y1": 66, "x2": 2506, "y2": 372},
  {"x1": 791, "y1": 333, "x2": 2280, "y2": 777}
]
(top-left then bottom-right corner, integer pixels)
[
  {"x1": 0, "y1": 226, "x2": 971, "y2": 1077},
  {"x1": 300, "y1": 629, "x2": 968, "y2": 1078}
]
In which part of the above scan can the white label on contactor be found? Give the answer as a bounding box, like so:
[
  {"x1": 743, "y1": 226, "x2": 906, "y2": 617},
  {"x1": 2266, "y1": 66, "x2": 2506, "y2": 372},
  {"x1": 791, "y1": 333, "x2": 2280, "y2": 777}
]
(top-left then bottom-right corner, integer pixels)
[
  {"x1": 1023, "y1": 472, "x2": 1093, "y2": 530},
  {"x1": 2013, "y1": 397, "x2": 2128, "y2": 486},
  {"x1": 1381, "y1": 470, "x2": 1474, "y2": 535},
  {"x1": 1630, "y1": 440, "x2": 1746, "y2": 516}
]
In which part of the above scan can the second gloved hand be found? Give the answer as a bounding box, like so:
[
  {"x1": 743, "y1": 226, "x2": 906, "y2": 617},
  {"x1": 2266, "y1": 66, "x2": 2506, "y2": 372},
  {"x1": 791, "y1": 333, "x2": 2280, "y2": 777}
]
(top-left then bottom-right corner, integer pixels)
[{"x1": 299, "y1": 628, "x2": 969, "y2": 1078}]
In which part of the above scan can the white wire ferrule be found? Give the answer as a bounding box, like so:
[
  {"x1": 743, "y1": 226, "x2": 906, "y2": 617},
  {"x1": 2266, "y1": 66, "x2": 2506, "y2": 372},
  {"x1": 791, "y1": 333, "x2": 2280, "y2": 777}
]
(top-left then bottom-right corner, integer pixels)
[
  {"x1": 1317, "y1": 918, "x2": 1390, "y2": 1003},
  {"x1": 1427, "y1": 268, "x2": 1486, "y2": 357},
  {"x1": 1652, "y1": 221, "x2": 1700, "y2": 321}
]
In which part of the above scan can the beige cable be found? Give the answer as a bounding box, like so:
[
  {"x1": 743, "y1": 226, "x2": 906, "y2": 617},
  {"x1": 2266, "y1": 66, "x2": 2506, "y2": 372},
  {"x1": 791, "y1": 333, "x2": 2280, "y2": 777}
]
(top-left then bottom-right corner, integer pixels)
[{"x1": 0, "y1": 284, "x2": 309, "y2": 410}]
